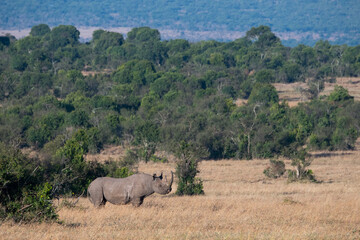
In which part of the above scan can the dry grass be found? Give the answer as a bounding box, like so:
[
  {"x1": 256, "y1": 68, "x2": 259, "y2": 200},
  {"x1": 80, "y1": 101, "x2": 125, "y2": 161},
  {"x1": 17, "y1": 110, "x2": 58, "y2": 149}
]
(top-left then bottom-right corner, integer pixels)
[
  {"x1": 274, "y1": 77, "x2": 360, "y2": 107},
  {"x1": 235, "y1": 77, "x2": 360, "y2": 108},
  {"x1": 85, "y1": 145, "x2": 127, "y2": 163},
  {"x1": 1, "y1": 150, "x2": 360, "y2": 240}
]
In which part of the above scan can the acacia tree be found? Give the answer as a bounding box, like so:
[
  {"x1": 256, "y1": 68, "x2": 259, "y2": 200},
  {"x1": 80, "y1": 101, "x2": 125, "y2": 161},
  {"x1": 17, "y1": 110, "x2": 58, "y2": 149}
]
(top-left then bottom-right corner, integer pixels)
[{"x1": 288, "y1": 149, "x2": 316, "y2": 182}]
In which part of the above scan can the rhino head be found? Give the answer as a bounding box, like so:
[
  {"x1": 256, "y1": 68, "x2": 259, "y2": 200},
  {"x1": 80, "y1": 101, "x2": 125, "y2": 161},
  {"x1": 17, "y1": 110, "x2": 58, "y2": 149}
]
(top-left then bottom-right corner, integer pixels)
[{"x1": 152, "y1": 171, "x2": 173, "y2": 195}]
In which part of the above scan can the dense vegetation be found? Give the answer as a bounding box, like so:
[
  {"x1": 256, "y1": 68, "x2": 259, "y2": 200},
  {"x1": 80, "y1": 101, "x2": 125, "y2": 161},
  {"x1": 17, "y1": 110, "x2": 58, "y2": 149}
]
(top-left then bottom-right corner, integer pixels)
[
  {"x1": 1, "y1": 24, "x2": 360, "y2": 221},
  {"x1": 1, "y1": 1, "x2": 360, "y2": 46}
]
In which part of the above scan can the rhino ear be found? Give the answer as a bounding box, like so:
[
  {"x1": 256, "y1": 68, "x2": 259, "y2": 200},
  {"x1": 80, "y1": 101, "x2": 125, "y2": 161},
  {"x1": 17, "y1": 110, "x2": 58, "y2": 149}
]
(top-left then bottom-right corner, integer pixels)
[
  {"x1": 153, "y1": 173, "x2": 157, "y2": 180},
  {"x1": 159, "y1": 172, "x2": 163, "y2": 180}
]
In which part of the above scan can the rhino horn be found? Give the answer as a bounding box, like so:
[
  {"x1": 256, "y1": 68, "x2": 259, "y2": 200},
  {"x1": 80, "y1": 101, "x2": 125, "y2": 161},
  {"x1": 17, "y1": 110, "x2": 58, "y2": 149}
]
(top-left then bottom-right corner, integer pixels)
[{"x1": 169, "y1": 171, "x2": 174, "y2": 186}]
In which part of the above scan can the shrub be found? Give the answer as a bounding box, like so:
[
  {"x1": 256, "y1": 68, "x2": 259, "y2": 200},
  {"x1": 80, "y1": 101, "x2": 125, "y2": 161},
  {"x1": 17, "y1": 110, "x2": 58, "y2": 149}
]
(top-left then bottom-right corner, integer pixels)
[
  {"x1": 54, "y1": 129, "x2": 91, "y2": 195},
  {"x1": 102, "y1": 160, "x2": 134, "y2": 178},
  {"x1": 327, "y1": 85, "x2": 354, "y2": 103},
  {"x1": 288, "y1": 149, "x2": 316, "y2": 182},
  {"x1": 288, "y1": 169, "x2": 316, "y2": 182},
  {"x1": 174, "y1": 141, "x2": 205, "y2": 196},
  {"x1": 0, "y1": 143, "x2": 57, "y2": 222},
  {"x1": 177, "y1": 177, "x2": 204, "y2": 196},
  {"x1": 263, "y1": 159, "x2": 286, "y2": 178}
]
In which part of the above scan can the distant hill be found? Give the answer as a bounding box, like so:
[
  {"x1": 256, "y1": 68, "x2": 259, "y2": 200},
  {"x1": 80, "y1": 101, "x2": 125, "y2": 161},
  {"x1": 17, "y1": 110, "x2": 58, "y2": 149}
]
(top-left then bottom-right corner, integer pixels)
[{"x1": 1, "y1": 0, "x2": 360, "y2": 46}]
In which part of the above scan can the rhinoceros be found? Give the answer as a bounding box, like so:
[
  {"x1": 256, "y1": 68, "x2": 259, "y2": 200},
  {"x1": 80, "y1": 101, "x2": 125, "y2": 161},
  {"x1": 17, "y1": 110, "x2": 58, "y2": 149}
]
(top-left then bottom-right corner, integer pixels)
[{"x1": 87, "y1": 171, "x2": 173, "y2": 207}]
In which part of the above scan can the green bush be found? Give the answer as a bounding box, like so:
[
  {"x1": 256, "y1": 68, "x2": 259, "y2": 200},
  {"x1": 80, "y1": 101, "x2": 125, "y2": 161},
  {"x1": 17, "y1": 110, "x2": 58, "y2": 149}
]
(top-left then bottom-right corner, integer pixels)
[
  {"x1": 176, "y1": 177, "x2": 204, "y2": 196},
  {"x1": 101, "y1": 160, "x2": 134, "y2": 178},
  {"x1": 288, "y1": 149, "x2": 316, "y2": 182},
  {"x1": 174, "y1": 141, "x2": 205, "y2": 196},
  {"x1": 287, "y1": 169, "x2": 316, "y2": 182},
  {"x1": 0, "y1": 143, "x2": 57, "y2": 222},
  {"x1": 51, "y1": 130, "x2": 134, "y2": 196}
]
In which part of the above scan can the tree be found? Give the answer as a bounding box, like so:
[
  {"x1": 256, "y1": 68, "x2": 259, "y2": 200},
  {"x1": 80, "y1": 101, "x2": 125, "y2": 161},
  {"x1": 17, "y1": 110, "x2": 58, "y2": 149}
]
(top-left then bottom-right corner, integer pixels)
[
  {"x1": 231, "y1": 104, "x2": 261, "y2": 159},
  {"x1": 166, "y1": 39, "x2": 190, "y2": 56},
  {"x1": 55, "y1": 129, "x2": 91, "y2": 194},
  {"x1": 127, "y1": 27, "x2": 161, "y2": 42},
  {"x1": 246, "y1": 25, "x2": 272, "y2": 42},
  {"x1": 150, "y1": 72, "x2": 184, "y2": 97},
  {"x1": 137, "y1": 40, "x2": 168, "y2": 66},
  {"x1": 112, "y1": 59, "x2": 156, "y2": 86},
  {"x1": 11, "y1": 55, "x2": 28, "y2": 71},
  {"x1": 49, "y1": 25, "x2": 80, "y2": 49},
  {"x1": 290, "y1": 44, "x2": 317, "y2": 68},
  {"x1": 314, "y1": 40, "x2": 332, "y2": 64},
  {"x1": 135, "y1": 121, "x2": 160, "y2": 163},
  {"x1": 306, "y1": 75, "x2": 325, "y2": 99},
  {"x1": 254, "y1": 69, "x2": 275, "y2": 83},
  {"x1": 281, "y1": 62, "x2": 303, "y2": 83},
  {"x1": 248, "y1": 83, "x2": 279, "y2": 106},
  {"x1": 30, "y1": 24, "x2": 51, "y2": 37},
  {"x1": 287, "y1": 149, "x2": 316, "y2": 182},
  {"x1": 174, "y1": 141, "x2": 205, "y2": 196},
  {"x1": 246, "y1": 25, "x2": 280, "y2": 49},
  {"x1": 0, "y1": 36, "x2": 10, "y2": 47},
  {"x1": 327, "y1": 85, "x2": 354, "y2": 103},
  {"x1": 92, "y1": 30, "x2": 124, "y2": 53}
]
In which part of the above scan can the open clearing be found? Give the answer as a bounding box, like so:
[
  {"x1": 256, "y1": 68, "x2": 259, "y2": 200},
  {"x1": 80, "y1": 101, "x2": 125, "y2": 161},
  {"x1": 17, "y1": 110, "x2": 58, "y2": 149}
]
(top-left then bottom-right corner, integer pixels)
[
  {"x1": 273, "y1": 77, "x2": 360, "y2": 107},
  {"x1": 1, "y1": 149, "x2": 360, "y2": 239}
]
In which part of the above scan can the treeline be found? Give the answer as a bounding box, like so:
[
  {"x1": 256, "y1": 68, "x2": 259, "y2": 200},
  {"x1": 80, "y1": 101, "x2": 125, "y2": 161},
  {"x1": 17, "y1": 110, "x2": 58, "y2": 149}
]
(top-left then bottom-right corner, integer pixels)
[
  {"x1": 1, "y1": 1, "x2": 360, "y2": 45},
  {"x1": 1, "y1": 24, "x2": 360, "y2": 221},
  {"x1": 1, "y1": 24, "x2": 360, "y2": 158}
]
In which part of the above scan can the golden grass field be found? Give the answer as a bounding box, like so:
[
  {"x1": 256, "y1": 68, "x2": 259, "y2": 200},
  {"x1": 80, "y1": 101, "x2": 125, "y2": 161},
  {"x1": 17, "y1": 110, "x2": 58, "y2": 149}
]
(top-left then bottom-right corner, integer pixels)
[{"x1": 1, "y1": 148, "x2": 360, "y2": 240}]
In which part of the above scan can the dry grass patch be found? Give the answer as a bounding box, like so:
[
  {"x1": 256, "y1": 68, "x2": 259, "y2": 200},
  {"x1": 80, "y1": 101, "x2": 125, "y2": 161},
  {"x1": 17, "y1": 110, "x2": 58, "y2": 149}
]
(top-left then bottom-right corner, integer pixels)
[
  {"x1": 85, "y1": 145, "x2": 127, "y2": 163},
  {"x1": 1, "y1": 151, "x2": 360, "y2": 239},
  {"x1": 272, "y1": 77, "x2": 360, "y2": 107}
]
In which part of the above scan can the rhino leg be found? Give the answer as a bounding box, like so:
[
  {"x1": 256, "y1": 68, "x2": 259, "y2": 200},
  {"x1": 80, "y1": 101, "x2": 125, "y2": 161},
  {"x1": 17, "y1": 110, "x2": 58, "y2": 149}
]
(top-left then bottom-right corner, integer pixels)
[
  {"x1": 131, "y1": 196, "x2": 144, "y2": 207},
  {"x1": 89, "y1": 190, "x2": 106, "y2": 207},
  {"x1": 98, "y1": 198, "x2": 107, "y2": 207}
]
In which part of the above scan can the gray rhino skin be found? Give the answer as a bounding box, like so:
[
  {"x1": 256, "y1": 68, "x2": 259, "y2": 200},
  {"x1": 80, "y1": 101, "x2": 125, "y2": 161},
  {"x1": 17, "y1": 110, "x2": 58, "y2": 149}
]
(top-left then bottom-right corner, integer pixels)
[{"x1": 87, "y1": 171, "x2": 173, "y2": 207}]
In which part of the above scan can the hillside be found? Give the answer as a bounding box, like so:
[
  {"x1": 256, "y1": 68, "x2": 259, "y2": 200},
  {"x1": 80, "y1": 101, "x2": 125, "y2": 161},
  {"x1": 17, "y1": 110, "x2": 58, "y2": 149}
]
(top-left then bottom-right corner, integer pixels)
[{"x1": 1, "y1": 0, "x2": 360, "y2": 46}]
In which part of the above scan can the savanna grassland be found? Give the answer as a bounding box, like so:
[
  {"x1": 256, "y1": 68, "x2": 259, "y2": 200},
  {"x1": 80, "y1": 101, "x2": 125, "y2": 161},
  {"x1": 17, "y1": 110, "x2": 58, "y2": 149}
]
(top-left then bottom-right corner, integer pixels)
[
  {"x1": 1, "y1": 149, "x2": 359, "y2": 240},
  {"x1": 2, "y1": 25, "x2": 360, "y2": 240}
]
